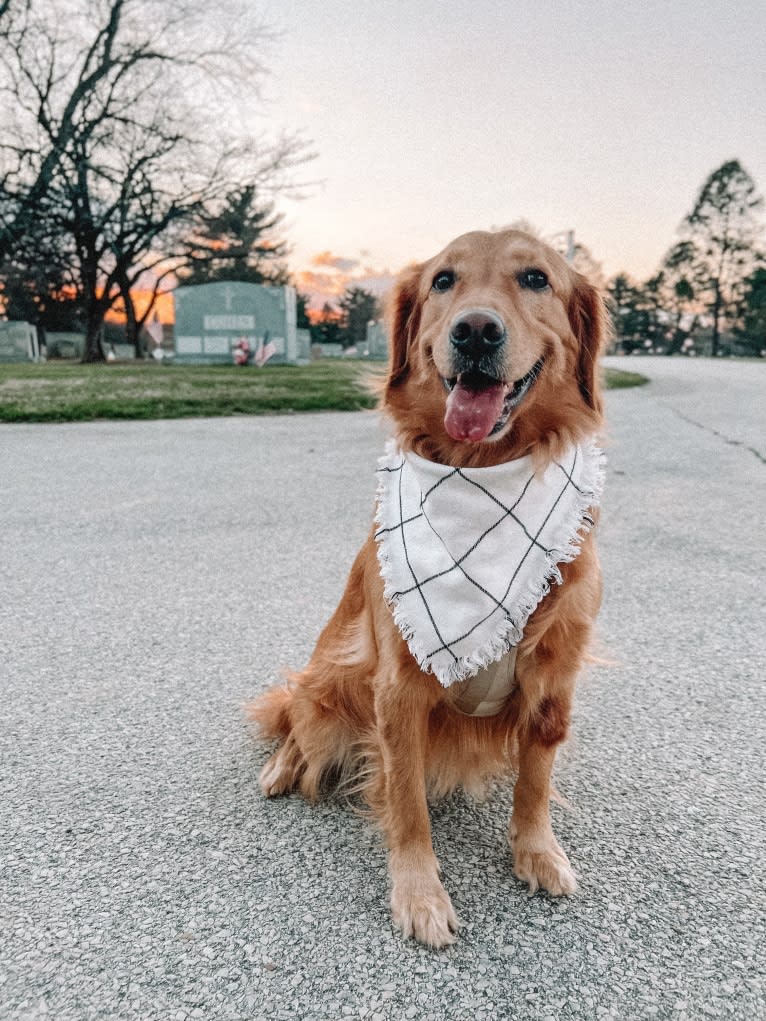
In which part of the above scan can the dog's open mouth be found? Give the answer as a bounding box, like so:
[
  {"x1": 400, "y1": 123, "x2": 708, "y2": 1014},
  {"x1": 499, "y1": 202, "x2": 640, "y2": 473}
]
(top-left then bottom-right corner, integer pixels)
[{"x1": 442, "y1": 357, "x2": 545, "y2": 442}]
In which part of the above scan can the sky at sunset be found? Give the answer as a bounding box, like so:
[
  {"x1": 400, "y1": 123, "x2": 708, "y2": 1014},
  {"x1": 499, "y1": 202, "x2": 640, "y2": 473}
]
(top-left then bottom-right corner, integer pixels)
[{"x1": 251, "y1": 0, "x2": 766, "y2": 309}]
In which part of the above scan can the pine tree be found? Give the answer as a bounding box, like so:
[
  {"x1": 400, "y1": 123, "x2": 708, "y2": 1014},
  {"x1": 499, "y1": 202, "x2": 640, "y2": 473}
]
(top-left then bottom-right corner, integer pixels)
[
  {"x1": 338, "y1": 287, "x2": 380, "y2": 349},
  {"x1": 311, "y1": 303, "x2": 343, "y2": 347},
  {"x1": 681, "y1": 160, "x2": 764, "y2": 356},
  {"x1": 736, "y1": 267, "x2": 766, "y2": 356},
  {"x1": 180, "y1": 186, "x2": 288, "y2": 286}
]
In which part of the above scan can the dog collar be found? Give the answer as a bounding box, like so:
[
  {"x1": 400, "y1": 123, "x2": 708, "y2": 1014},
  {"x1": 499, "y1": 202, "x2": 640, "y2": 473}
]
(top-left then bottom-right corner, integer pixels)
[{"x1": 374, "y1": 438, "x2": 605, "y2": 688}]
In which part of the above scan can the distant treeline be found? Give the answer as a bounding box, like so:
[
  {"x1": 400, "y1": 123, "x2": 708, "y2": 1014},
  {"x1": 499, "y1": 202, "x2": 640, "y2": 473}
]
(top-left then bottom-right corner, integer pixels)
[{"x1": 605, "y1": 160, "x2": 764, "y2": 358}]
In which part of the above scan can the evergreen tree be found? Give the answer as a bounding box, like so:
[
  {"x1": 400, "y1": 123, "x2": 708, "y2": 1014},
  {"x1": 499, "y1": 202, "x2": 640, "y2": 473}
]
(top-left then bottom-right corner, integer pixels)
[
  {"x1": 736, "y1": 267, "x2": 766, "y2": 356},
  {"x1": 606, "y1": 274, "x2": 661, "y2": 354},
  {"x1": 311, "y1": 303, "x2": 343, "y2": 346},
  {"x1": 338, "y1": 286, "x2": 380, "y2": 349},
  {"x1": 652, "y1": 241, "x2": 702, "y2": 354},
  {"x1": 680, "y1": 160, "x2": 764, "y2": 356},
  {"x1": 295, "y1": 291, "x2": 312, "y2": 330},
  {"x1": 179, "y1": 186, "x2": 288, "y2": 286}
]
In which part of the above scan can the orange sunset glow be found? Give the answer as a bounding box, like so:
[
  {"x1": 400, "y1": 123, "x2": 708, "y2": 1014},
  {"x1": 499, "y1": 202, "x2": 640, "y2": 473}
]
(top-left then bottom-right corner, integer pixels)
[
  {"x1": 295, "y1": 250, "x2": 394, "y2": 313},
  {"x1": 105, "y1": 289, "x2": 175, "y2": 326}
]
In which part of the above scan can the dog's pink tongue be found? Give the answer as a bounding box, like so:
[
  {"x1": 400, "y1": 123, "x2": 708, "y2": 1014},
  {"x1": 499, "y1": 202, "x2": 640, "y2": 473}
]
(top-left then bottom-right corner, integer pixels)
[{"x1": 444, "y1": 381, "x2": 506, "y2": 442}]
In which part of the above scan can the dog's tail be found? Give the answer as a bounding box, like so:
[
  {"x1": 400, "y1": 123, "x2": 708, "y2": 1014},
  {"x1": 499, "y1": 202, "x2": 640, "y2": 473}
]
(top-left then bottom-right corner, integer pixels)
[{"x1": 246, "y1": 679, "x2": 294, "y2": 740}]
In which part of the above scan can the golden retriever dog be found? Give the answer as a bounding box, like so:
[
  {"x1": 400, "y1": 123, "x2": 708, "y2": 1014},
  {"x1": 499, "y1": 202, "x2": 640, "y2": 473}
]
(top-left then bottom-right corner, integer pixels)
[{"x1": 250, "y1": 228, "x2": 606, "y2": 947}]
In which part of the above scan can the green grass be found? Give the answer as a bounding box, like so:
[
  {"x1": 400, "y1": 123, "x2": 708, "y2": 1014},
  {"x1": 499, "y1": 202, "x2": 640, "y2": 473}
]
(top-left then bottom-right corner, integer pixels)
[
  {"x1": 0, "y1": 359, "x2": 645, "y2": 424},
  {"x1": 0, "y1": 360, "x2": 381, "y2": 423},
  {"x1": 602, "y1": 367, "x2": 649, "y2": 390}
]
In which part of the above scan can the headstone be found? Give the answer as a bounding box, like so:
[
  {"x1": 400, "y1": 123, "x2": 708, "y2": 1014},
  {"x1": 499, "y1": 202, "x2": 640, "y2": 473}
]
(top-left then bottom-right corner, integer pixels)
[
  {"x1": 365, "y1": 320, "x2": 388, "y2": 360},
  {"x1": 172, "y1": 281, "x2": 298, "y2": 364},
  {"x1": 295, "y1": 328, "x2": 311, "y2": 364},
  {"x1": 45, "y1": 333, "x2": 84, "y2": 359},
  {"x1": 0, "y1": 321, "x2": 39, "y2": 362}
]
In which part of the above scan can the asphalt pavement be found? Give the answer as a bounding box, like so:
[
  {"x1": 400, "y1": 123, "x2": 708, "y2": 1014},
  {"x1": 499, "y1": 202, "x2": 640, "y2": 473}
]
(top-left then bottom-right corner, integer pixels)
[{"x1": 1, "y1": 357, "x2": 764, "y2": 1020}]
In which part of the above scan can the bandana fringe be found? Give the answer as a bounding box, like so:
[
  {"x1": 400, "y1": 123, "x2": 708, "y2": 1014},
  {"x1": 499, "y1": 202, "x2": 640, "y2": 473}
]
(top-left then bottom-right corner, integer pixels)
[{"x1": 374, "y1": 438, "x2": 606, "y2": 687}]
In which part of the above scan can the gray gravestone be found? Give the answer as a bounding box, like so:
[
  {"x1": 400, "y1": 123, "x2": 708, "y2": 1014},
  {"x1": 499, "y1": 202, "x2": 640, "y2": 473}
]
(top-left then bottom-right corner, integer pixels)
[
  {"x1": 173, "y1": 281, "x2": 298, "y2": 364},
  {"x1": 0, "y1": 322, "x2": 39, "y2": 362}
]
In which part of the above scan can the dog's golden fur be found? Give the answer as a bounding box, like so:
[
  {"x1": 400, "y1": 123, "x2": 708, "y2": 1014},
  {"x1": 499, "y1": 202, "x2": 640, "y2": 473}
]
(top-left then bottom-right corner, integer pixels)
[{"x1": 250, "y1": 229, "x2": 607, "y2": 947}]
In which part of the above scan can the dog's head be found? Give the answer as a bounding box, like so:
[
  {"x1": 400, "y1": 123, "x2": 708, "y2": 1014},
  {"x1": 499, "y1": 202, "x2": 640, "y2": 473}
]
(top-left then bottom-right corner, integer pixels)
[{"x1": 383, "y1": 229, "x2": 607, "y2": 465}]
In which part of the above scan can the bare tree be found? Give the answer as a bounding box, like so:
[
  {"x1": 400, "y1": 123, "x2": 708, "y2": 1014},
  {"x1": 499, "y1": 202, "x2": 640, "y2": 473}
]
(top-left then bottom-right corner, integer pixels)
[{"x1": 0, "y1": 0, "x2": 309, "y2": 359}]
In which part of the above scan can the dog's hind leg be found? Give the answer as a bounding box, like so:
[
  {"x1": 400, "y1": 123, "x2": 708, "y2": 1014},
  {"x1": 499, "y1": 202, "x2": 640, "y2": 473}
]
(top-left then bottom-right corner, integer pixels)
[
  {"x1": 259, "y1": 731, "x2": 306, "y2": 797},
  {"x1": 249, "y1": 685, "x2": 306, "y2": 796},
  {"x1": 250, "y1": 672, "x2": 368, "y2": 801},
  {"x1": 251, "y1": 542, "x2": 378, "y2": 799}
]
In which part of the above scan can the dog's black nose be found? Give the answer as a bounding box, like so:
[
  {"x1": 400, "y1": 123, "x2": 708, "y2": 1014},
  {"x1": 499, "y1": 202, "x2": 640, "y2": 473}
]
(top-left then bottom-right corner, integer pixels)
[{"x1": 449, "y1": 309, "x2": 506, "y2": 357}]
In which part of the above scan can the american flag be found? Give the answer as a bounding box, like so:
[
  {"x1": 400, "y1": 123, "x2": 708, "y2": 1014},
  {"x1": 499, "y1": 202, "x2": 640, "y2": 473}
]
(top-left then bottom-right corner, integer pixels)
[
  {"x1": 254, "y1": 332, "x2": 276, "y2": 366},
  {"x1": 145, "y1": 314, "x2": 164, "y2": 348}
]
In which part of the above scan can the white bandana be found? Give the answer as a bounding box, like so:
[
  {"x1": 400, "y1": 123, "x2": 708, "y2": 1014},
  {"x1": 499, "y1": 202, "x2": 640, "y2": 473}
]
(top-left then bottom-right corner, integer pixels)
[{"x1": 374, "y1": 438, "x2": 605, "y2": 687}]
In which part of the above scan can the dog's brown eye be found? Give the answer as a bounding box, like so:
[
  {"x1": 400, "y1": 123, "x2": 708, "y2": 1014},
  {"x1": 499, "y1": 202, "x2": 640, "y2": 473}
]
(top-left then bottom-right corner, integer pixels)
[
  {"x1": 518, "y1": 269, "x2": 549, "y2": 291},
  {"x1": 432, "y1": 270, "x2": 455, "y2": 292}
]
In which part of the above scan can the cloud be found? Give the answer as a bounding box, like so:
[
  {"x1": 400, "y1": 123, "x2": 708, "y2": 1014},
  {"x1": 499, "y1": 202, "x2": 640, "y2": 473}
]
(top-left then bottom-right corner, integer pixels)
[
  {"x1": 353, "y1": 272, "x2": 396, "y2": 298},
  {"x1": 311, "y1": 251, "x2": 360, "y2": 273},
  {"x1": 294, "y1": 270, "x2": 348, "y2": 303},
  {"x1": 295, "y1": 252, "x2": 396, "y2": 311}
]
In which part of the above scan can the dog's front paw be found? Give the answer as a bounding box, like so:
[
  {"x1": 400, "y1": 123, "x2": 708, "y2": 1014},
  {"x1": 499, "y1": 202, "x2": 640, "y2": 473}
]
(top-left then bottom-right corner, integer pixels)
[
  {"x1": 509, "y1": 822, "x2": 577, "y2": 896},
  {"x1": 390, "y1": 872, "x2": 459, "y2": 948}
]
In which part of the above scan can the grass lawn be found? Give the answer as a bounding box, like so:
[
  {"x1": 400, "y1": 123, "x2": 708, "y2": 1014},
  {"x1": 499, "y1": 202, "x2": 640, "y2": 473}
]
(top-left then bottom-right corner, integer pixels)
[
  {"x1": 0, "y1": 359, "x2": 646, "y2": 424},
  {"x1": 601, "y1": 367, "x2": 649, "y2": 390}
]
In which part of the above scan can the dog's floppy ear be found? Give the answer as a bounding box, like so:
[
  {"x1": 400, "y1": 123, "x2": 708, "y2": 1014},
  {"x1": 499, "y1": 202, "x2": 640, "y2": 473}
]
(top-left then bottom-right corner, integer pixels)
[
  {"x1": 568, "y1": 273, "x2": 609, "y2": 416},
  {"x1": 384, "y1": 263, "x2": 423, "y2": 396}
]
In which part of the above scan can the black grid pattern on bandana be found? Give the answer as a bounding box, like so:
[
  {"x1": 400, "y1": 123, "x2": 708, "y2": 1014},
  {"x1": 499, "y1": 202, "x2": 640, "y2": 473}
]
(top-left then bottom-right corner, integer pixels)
[{"x1": 376, "y1": 447, "x2": 582, "y2": 665}]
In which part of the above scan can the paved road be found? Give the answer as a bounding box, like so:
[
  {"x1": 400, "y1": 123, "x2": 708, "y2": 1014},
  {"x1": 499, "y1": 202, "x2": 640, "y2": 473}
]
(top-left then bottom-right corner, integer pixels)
[{"x1": 1, "y1": 358, "x2": 764, "y2": 1020}]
